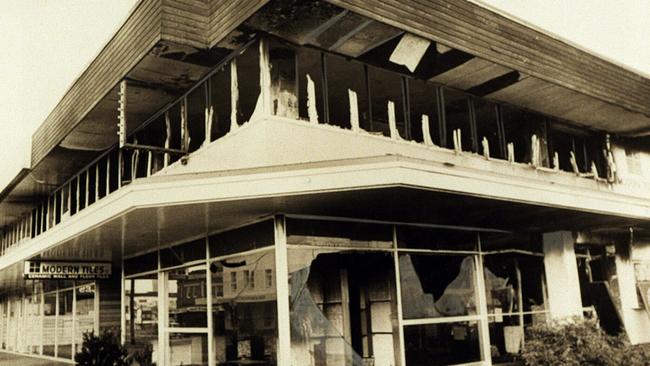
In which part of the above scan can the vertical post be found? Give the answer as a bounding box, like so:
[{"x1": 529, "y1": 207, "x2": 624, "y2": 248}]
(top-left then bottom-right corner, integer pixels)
[
  {"x1": 514, "y1": 259, "x2": 525, "y2": 334},
  {"x1": 21, "y1": 293, "x2": 26, "y2": 352},
  {"x1": 388, "y1": 101, "x2": 400, "y2": 140},
  {"x1": 230, "y1": 59, "x2": 239, "y2": 132},
  {"x1": 259, "y1": 37, "x2": 272, "y2": 116},
  {"x1": 274, "y1": 215, "x2": 291, "y2": 365},
  {"x1": 475, "y1": 233, "x2": 492, "y2": 365},
  {"x1": 75, "y1": 178, "x2": 80, "y2": 213},
  {"x1": 146, "y1": 151, "x2": 152, "y2": 177},
  {"x1": 95, "y1": 163, "x2": 100, "y2": 201},
  {"x1": 348, "y1": 89, "x2": 359, "y2": 132},
  {"x1": 106, "y1": 156, "x2": 111, "y2": 195},
  {"x1": 67, "y1": 182, "x2": 72, "y2": 217},
  {"x1": 206, "y1": 237, "x2": 215, "y2": 366},
  {"x1": 120, "y1": 263, "x2": 126, "y2": 345},
  {"x1": 53, "y1": 192, "x2": 59, "y2": 226},
  {"x1": 306, "y1": 74, "x2": 319, "y2": 123},
  {"x1": 54, "y1": 290, "x2": 59, "y2": 358},
  {"x1": 94, "y1": 282, "x2": 100, "y2": 336},
  {"x1": 5, "y1": 300, "x2": 9, "y2": 351},
  {"x1": 543, "y1": 231, "x2": 583, "y2": 319},
  {"x1": 164, "y1": 111, "x2": 171, "y2": 167},
  {"x1": 157, "y1": 252, "x2": 168, "y2": 366},
  {"x1": 118, "y1": 80, "x2": 127, "y2": 148},
  {"x1": 392, "y1": 225, "x2": 406, "y2": 366},
  {"x1": 321, "y1": 52, "x2": 330, "y2": 124},
  {"x1": 181, "y1": 97, "x2": 189, "y2": 152},
  {"x1": 85, "y1": 170, "x2": 90, "y2": 207},
  {"x1": 118, "y1": 150, "x2": 123, "y2": 188},
  {"x1": 72, "y1": 282, "x2": 77, "y2": 356},
  {"x1": 38, "y1": 288, "x2": 43, "y2": 355}
]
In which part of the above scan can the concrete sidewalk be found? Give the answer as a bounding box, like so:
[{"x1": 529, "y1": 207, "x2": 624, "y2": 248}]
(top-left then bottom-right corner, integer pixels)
[{"x1": 0, "y1": 351, "x2": 71, "y2": 365}]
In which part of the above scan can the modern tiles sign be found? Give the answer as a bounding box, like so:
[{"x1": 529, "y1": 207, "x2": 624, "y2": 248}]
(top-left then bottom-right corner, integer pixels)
[{"x1": 24, "y1": 261, "x2": 112, "y2": 279}]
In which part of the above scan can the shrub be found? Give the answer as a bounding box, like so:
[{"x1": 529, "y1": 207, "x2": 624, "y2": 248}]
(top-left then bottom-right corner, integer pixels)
[
  {"x1": 75, "y1": 329, "x2": 128, "y2": 366},
  {"x1": 521, "y1": 318, "x2": 650, "y2": 366},
  {"x1": 74, "y1": 329, "x2": 156, "y2": 366}
]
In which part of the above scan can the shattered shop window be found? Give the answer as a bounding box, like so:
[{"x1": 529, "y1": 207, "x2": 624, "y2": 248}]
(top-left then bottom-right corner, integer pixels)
[
  {"x1": 399, "y1": 254, "x2": 479, "y2": 319},
  {"x1": 289, "y1": 248, "x2": 399, "y2": 366},
  {"x1": 483, "y1": 253, "x2": 547, "y2": 362},
  {"x1": 397, "y1": 254, "x2": 483, "y2": 365}
]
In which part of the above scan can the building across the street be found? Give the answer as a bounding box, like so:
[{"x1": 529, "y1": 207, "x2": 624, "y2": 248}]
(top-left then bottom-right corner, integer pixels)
[{"x1": 1, "y1": 1, "x2": 650, "y2": 365}]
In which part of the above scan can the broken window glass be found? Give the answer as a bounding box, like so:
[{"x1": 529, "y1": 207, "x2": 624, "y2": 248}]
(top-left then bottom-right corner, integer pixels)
[
  {"x1": 297, "y1": 47, "x2": 325, "y2": 123},
  {"x1": 209, "y1": 64, "x2": 232, "y2": 140},
  {"x1": 482, "y1": 254, "x2": 546, "y2": 316},
  {"x1": 236, "y1": 42, "x2": 261, "y2": 124},
  {"x1": 502, "y1": 107, "x2": 548, "y2": 166},
  {"x1": 399, "y1": 254, "x2": 479, "y2": 319},
  {"x1": 443, "y1": 87, "x2": 474, "y2": 152},
  {"x1": 211, "y1": 250, "x2": 277, "y2": 365},
  {"x1": 269, "y1": 40, "x2": 298, "y2": 119},
  {"x1": 368, "y1": 65, "x2": 406, "y2": 137},
  {"x1": 408, "y1": 78, "x2": 441, "y2": 145},
  {"x1": 289, "y1": 248, "x2": 399, "y2": 366},
  {"x1": 325, "y1": 54, "x2": 368, "y2": 129},
  {"x1": 186, "y1": 85, "x2": 207, "y2": 153},
  {"x1": 474, "y1": 98, "x2": 502, "y2": 159}
]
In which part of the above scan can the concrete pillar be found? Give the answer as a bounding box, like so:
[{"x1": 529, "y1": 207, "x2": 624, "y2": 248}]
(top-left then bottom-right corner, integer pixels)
[{"x1": 543, "y1": 231, "x2": 583, "y2": 319}]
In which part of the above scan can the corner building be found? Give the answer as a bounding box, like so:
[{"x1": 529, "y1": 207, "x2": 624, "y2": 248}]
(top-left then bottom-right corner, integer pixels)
[{"x1": 1, "y1": 1, "x2": 650, "y2": 365}]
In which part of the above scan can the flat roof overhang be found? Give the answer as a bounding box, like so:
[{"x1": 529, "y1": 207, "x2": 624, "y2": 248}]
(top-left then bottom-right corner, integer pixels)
[{"x1": 5, "y1": 0, "x2": 650, "y2": 232}]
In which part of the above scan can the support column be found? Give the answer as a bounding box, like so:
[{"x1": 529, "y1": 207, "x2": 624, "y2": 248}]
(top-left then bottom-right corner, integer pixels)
[
  {"x1": 543, "y1": 231, "x2": 583, "y2": 319},
  {"x1": 274, "y1": 215, "x2": 291, "y2": 365}
]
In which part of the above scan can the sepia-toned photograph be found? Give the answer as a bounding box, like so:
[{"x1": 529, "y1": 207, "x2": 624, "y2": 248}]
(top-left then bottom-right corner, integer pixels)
[{"x1": 0, "y1": 1, "x2": 649, "y2": 365}]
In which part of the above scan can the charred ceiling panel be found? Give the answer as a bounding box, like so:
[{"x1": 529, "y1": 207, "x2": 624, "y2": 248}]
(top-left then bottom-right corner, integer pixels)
[
  {"x1": 129, "y1": 43, "x2": 212, "y2": 91},
  {"x1": 245, "y1": 0, "x2": 341, "y2": 45}
]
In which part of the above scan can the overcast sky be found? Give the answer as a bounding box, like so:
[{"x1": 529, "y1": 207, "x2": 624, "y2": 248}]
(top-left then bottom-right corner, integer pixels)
[{"x1": 0, "y1": 0, "x2": 649, "y2": 189}]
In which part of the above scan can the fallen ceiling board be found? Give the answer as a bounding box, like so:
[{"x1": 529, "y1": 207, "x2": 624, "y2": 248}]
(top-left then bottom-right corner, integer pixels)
[{"x1": 333, "y1": 20, "x2": 402, "y2": 58}]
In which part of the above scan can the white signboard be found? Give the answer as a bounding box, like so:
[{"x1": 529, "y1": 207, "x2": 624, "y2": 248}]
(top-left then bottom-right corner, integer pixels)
[{"x1": 24, "y1": 261, "x2": 112, "y2": 280}]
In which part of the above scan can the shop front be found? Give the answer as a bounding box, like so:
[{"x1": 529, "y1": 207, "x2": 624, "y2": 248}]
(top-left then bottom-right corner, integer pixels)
[{"x1": 118, "y1": 214, "x2": 566, "y2": 366}]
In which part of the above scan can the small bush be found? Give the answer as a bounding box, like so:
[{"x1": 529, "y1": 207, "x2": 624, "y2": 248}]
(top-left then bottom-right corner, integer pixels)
[
  {"x1": 75, "y1": 329, "x2": 128, "y2": 366},
  {"x1": 74, "y1": 329, "x2": 155, "y2": 366},
  {"x1": 521, "y1": 318, "x2": 650, "y2": 366}
]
